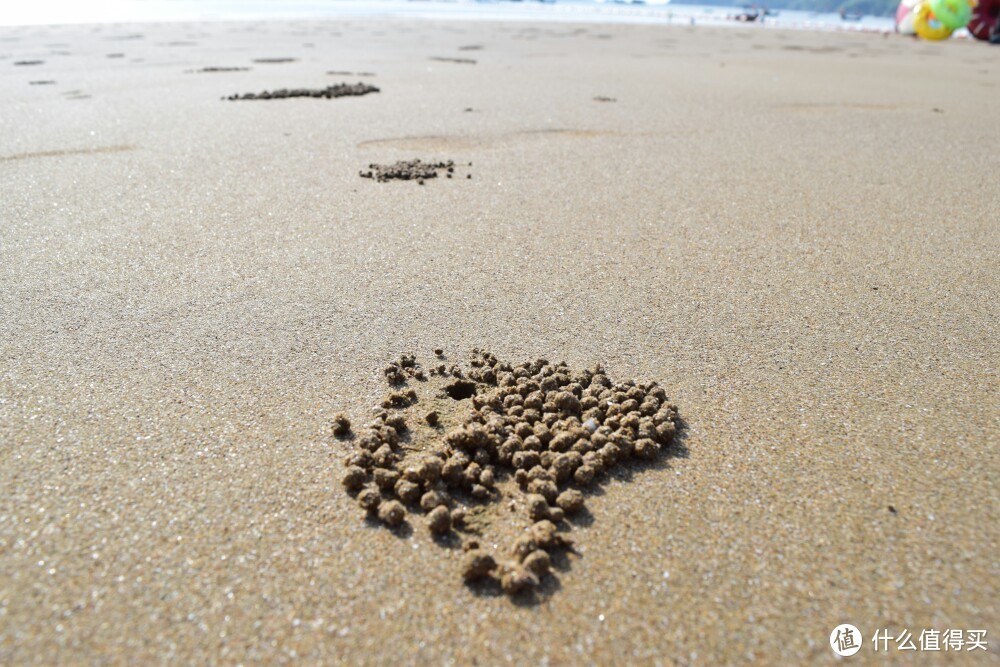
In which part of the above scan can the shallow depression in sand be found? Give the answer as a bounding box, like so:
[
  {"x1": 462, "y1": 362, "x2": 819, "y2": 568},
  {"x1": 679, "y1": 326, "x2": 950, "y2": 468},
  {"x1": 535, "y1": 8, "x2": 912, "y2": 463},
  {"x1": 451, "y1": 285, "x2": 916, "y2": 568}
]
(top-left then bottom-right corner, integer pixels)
[{"x1": 357, "y1": 128, "x2": 614, "y2": 152}]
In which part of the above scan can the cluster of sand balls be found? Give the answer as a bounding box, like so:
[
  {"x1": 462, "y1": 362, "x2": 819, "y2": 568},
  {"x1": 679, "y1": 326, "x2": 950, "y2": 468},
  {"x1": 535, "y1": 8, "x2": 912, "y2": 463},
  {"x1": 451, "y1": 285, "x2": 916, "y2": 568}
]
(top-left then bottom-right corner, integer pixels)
[
  {"x1": 338, "y1": 350, "x2": 679, "y2": 596},
  {"x1": 225, "y1": 82, "x2": 379, "y2": 100},
  {"x1": 359, "y1": 159, "x2": 472, "y2": 184}
]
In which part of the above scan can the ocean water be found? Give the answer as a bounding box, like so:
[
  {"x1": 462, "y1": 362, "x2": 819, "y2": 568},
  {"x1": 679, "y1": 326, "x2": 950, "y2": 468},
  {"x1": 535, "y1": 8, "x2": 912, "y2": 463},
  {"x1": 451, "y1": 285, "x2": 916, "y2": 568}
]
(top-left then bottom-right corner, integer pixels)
[{"x1": 1, "y1": 0, "x2": 896, "y2": 32}]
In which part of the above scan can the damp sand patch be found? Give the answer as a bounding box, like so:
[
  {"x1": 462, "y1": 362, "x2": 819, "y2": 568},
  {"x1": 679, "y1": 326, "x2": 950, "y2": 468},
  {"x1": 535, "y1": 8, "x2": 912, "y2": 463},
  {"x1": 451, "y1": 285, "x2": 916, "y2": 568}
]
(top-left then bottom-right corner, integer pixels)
[
  {"x1": 337, "y1": 350, "x2": 682, "y2": 600},
  {"x1": 225, "y1": 82, "x2": 378, "y2": 101},
  {"x1": 359, "y1": 159, "x2": 472, "y2": 184}
]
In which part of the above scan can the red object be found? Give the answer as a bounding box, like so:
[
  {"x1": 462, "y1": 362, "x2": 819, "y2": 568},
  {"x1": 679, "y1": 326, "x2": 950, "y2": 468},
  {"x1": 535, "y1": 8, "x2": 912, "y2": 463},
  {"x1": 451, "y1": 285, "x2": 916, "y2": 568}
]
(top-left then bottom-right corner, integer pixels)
[{"x1": 968, "y1": 0, "x2": 1000, "y2": 40}]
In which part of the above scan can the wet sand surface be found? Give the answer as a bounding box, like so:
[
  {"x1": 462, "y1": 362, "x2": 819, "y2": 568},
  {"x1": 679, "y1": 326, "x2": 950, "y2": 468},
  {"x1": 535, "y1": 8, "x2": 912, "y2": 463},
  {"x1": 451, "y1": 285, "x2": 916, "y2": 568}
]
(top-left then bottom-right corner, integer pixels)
[{"x1": 1, "y1": 19, "x2": 998, "y2": 665}]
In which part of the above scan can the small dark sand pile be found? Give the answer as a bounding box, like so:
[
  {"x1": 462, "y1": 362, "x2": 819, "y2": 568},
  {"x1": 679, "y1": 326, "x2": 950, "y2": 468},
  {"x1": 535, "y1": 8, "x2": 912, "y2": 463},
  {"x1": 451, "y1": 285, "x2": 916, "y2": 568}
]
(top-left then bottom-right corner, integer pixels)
[
  {"x1": 225, "y1": 82, "x2": 378, "y2": 101},
  {"x1": 14, "y1": 60, "x2": 44, "y2": 66},
  {"x1": 359, "y1": 160, "x2": 471, "y2": 184},
  {"x1": 192, "y1": 66, "x2": 250, "y2": 73},
  {"x1": 430, "y1": 57, "x2": 477, "y2": 65},
  {"x1": 337, "y1": 350, "x2": 680, "y2": 597},
  {"x1": 593, "y1": 96, "x2": 617, "y2": 102}
]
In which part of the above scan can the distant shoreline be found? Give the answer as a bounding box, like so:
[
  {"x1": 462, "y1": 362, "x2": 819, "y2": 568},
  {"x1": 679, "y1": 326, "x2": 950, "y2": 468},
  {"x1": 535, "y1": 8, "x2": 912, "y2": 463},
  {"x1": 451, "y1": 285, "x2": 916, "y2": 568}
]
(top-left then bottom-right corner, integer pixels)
[{"x1": 1, "y1": 0, "x2": 898, "y2": 32}]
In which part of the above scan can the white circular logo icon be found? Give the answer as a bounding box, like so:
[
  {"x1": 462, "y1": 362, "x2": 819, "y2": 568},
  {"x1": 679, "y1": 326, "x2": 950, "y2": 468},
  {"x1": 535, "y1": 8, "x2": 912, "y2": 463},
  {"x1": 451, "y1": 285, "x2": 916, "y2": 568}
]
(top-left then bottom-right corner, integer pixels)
[{"x1": 830, "y1": 624, "x2": 863, "y2": 657}]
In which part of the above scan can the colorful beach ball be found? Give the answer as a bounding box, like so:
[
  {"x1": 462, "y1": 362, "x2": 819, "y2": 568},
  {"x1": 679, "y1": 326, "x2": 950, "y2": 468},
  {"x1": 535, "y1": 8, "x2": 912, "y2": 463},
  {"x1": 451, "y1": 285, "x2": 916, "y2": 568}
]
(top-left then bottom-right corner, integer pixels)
[
  {"x1": 913, "y1": 0, "x2": 955, "y2": 39},
  {"x1": 896, "y1": 0, "x2": 922, "y2": 34},
  {"x1": 929, "y1": 0, "x2": 972, "y2": 29}
]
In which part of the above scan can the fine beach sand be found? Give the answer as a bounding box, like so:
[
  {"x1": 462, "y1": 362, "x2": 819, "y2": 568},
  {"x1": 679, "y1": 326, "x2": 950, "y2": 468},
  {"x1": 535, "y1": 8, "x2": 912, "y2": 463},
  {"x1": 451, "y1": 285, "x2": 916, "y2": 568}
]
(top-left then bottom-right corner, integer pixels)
[{"x1": 1, "y1": 17, "x2": 998, "y2": 664}]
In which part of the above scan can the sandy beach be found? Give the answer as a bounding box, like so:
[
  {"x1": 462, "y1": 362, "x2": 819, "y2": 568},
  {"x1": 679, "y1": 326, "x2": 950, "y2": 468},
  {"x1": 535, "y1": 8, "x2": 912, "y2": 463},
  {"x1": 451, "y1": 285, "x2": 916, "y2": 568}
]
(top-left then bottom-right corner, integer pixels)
[{"x1": 1, "y1": 16, "x2": 998, "y2": 664}]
